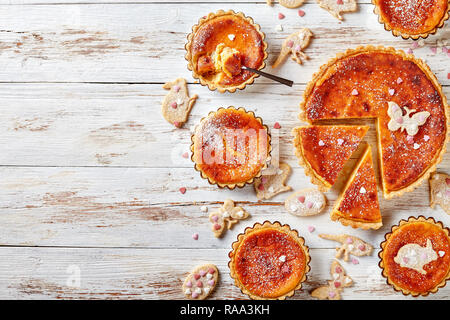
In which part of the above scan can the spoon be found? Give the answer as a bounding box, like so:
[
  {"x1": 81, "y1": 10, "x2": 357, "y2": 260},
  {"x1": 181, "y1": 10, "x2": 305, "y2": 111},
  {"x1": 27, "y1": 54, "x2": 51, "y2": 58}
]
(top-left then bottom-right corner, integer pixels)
[{"x1": 242, "y1": 66, "x2": 293, "y2": 87}]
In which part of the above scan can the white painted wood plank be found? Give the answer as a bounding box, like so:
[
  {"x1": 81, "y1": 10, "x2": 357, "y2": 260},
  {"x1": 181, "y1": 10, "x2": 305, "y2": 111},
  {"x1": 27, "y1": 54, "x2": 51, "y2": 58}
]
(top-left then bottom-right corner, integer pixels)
[
  {"x1": 1, "y1": 83, "x2": 449, "y2": 168},
  {"x1": 1, "y1": 247, "x2": 449, "y2": 299},
  {"x1": 0, "y1": 1, "x2": 384, "y2": 5},
  {"x1": 1, "y1": 166, "x2": 449, "y2": 249},
  {"x1": 0, "y1": 3, "x2": 448, "y2": 83}
]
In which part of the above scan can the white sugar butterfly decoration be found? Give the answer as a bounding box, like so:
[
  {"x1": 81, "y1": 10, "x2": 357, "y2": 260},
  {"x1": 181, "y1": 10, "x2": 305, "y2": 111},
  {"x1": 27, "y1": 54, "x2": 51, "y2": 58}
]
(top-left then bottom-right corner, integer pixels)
[{"x1": 387, "y1": 101, "x2": 430, "y2": 136}]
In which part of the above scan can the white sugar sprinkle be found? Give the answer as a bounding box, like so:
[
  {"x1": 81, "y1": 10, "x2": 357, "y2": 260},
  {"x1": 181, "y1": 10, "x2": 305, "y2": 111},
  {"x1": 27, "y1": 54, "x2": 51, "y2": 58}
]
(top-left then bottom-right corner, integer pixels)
[
  {"x1": 279, "y1": 255, "x2": 286, "y2": 262},
  {"x1": 351, "y1": 89, "x2": 359, "y2": 96},
  {"x1": 439, "y1": 251, "x2": 445, "y2": 257},
  {"x1": 275, "y1": 24, "x2": 283, "y2": 32},
  {"x1": 388, "y1": 88, "x2": 395, "y2": 96},
  {"x1": 337, "y1": 138, "x2": 344, "y2": 146},
  {"x1": 413, "y1": 143, "x2": 420, "y2": 150},
  {"x1": 318, "y1": 140, "x2": 325, "y2": 146},
  {"x1": 397, "y1": 77, "x2": 403, "y2": 84},
  {"x1": 228, "y1": 34, "x2": 235, "y2": 41},
  {"x1": 200, "y1": 206, "x2": 208, "y2": 213},
  {"x1": 359, "y1": 187, "x2": 366, "y2": 194},
  {"x1": 424, "y1": 135, "x2": 430, "y2": 142},
  {"x1": 268, "y1": 186, "x2": 274, "y2": 193}
]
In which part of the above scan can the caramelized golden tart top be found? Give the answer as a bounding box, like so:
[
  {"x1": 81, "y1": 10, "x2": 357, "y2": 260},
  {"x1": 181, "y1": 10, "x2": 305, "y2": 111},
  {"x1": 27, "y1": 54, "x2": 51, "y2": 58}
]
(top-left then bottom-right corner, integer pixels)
[
  {"x1": 191, "y1": 107, "x2": 270, "y2": 188},
  {"x1": 229, "y1": 222, "x2": 309, "y2": 300},
  {"x1": 186, "y1": 10, "x2": 267, "y2": 92},
  {"x1": 380, "y1": 217, "x2": 450, "y2": 296},
  {"x1": 332, "y1": 145, "x2": 382, "y2": 229},
  {"x1": 301, "y1": 47, "x2": 448, "y2": 198},
  {"x1": 292, "y1": 125, "x2": 369, "y2": 190},
  {"x1": 373, "y1": 0, "x2": 449, "y2": 38}
]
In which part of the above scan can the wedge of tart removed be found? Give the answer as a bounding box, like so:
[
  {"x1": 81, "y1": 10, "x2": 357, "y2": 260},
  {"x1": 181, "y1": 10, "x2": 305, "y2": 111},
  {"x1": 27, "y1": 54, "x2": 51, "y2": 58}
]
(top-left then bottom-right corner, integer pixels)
[
  {"x1": 331, "y1": 144, "x2": 382, "y2": 230},
  {"x1": 292, "y1": 125, "x2": 369, "y2": 191}
]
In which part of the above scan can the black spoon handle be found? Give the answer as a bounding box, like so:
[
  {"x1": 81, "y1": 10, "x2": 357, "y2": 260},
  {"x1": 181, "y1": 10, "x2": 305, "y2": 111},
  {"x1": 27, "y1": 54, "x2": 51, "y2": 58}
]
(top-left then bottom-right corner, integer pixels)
[{"x1": 242, "y1": 66, "x2": 294, "y2": 87}]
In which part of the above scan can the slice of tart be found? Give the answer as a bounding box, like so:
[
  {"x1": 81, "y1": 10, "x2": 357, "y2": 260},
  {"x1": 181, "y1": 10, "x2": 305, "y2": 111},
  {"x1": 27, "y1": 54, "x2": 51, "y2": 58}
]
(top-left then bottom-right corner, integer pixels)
[
  {"x1": 300, "y1": 46, "x2": 449, "y2": 199},
  {"x1": 292, "y1": 125, "x2": 369, "y2": 191},
  {"x1": 331, "y1": 145, "x2": 382, "y2": 230},
  {"x1": 185, "y1": 10, "x2": 268, "y2": 93},
  {"x1": 372, "y1": 0, "x2": 449, "y2": 39},
  {"x1": 191, "y1": 107, "x2": 271, "y2": 189},
  {"x1": 379, "y1": 216, "x2": 450, "y2": 296},
  {"x1": 228, "y1": 221, "x2": 310, "y2": 300}
]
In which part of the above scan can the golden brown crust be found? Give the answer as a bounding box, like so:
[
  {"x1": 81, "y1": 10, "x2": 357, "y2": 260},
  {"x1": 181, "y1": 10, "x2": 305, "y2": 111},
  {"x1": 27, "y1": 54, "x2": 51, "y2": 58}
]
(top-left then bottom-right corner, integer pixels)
[
  {"x1": 185, "y1": 10, "x2": 268, "y2": 93},
  {"x1": 371, "y1": 0, "x2": 450, "y2": 40},
  {"x1": 228, "y1": 221, "x2": 310, "y2": 300},
  {"x1": 379, "y1": 216, "x2": 450, "y2": 297},
  {"x1": 299, "y1": 45, "x2": 449, "y2": 199},
  {"x1": 190, "y1": 107, "x2": 271, "y2": 189}
]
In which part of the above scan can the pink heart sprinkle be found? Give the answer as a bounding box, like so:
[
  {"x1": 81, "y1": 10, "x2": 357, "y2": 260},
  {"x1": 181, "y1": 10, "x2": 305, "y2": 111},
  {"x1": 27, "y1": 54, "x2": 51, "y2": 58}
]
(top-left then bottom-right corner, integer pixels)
[
  {"x1": 182, "y1": 152, "x2": 189, "y2": 158},
  {"x1": 445, "y1": 190, "x2": 450, "y2": 197},
  {"x1": 211, "y1": 215, "x2": 218, "y2": 222},
  {"x1": 307, "y1": 226, "x2": 315, "y2": 233},
  {"x1": 192, "y1": 292, "x2": 199, "y2": 299},
  {"x1": 448, "y1": 52, "x2": 450, "y2": 58},
  {"x1": 306, "y1": 202, "x2": 313, "y2": 209},
  {"x1": 411, "y1": 42, "x2": 419, "y2": 49},
  {"x1": 192, "y1": 233, "x2": 199, "y2": 240},
  {"x1": 396, "y1": 117, "x2": 403, "y2": 124},
  {"x1": 430, "y1": 47, "x2": 437, "y2": 54},
  {"x1": 208, "y1": 268, "x2": 215, "y2": 274},
  {"x1": 258, "y1": 184, "x2": 265, "y2": 191},
  {"x1": 261, "y1": 177, "x2": 268, "y2": 184},
  {"x1": 196, "y1": 281, "x2": 203, "y2": 287},
  {"x1": 403, "y1": 257, "x2": 409, "y2": 264},
  {"x1": 171, "y1": 102, "x2": 177, "y2": 109},
  {"x1": 329, "y1": 291, "x2": 336, "y2": 298},
  {"x1": 335, "y1": 266, "x2": 342, "y2": 273},
  {"x1": 346, "y1": 237, "x2": 353, "y2": 244},
  {"x1": 334, "y1": 281, "x2": 341, "y2": 288},
  {"x1": 186, "y1": 280, "x2": 192, "y2": 287},
  {"x1": 173, "y1": 121, "x2": 181, "y2": 128},
  {"x1": 358, "y1": 244, "x2": 366, "y2": 251},
  {"x1": 214, "y1": 223, "x2": 221, "y2": 230},
  {"x1": 295, "y1": 45, "x2": 301, "y2": 52},
  {"x1": 199, "y1": 270, "x2": 206, "y2": 277},
  {"x1": 351, "y1": 89, "x2": 359, "y2": 96},
  {"x1": 406, "y1": 135, "x2": 414, "y2": 144},
  {"x1": 281, "y1": 264, "x2": 289, "y2": 273},
  {"x1": 351, "y1": 258, "x2": 359, "y2": 265},
  {"x1": 423, "y1": 135, "x2": 430, "y2": 142},
  {"x1": 286, "y1": 41, "x2": 294, "y2": 48},
  {"x1": 389, "y1": 89, "x2": 395, "y2": 96},
  {"x1": 194, "y1": 274, "x2": 200, "y2": 280},
  {"x1": 446, "y1": 178, "x2": 450, "y2": 186},
  {"x1": 407, "y1": 48, "x2": 413, "y2": 55},
  {"x1": 336, "y1": 0, "x2": 343, "y2": 4},
  {"x1": 179, "y1": 187, "x2": 186, "y2": 194},
  {"x1": 337, "y1": 138, "x2": 344, "y2": 145},
  {"x1": 448, "y1": 73, "x2": 450, "y2": 80},
  {"x1": 298, "y1": 195, "x2": 305, "y2": 203},
  {"x1": 397, "y1": 77, "x2": 403, "y2": 84},
  {"x1": 274, "y1": 122, "x2": 281, "y2": 129},
  {"x1": 208, "y1": 280, "x2": 215, "y2": 286},
  {"x1": 278, "y1": 13, "x2": 285, "y2": 20},
  {"x1": 298, "y1": 10, "x2": 305, "y2": 17},
  {"x1": 174, "y1": 85, "x2": 180, "y2": 92}
]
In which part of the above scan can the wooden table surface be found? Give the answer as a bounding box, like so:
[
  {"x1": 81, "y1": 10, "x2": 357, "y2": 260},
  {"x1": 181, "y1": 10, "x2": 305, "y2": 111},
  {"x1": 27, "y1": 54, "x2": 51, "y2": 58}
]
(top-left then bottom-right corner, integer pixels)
[{"x1": 0, "y1": 0, "x2": 449, "y2": 300}]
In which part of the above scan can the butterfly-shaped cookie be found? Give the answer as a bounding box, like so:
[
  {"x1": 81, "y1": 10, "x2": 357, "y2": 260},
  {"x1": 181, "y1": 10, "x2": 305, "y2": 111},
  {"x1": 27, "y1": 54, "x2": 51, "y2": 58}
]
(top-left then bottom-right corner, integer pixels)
[
  {"x1": 387, "y1": 101, "x2": 430, "y2": 136},
  {"x1": 209, "y1": 199, "x2": 249, "y2": 238},
  {"x1": 272, "y1": 28, "x2": 313, "y2": 68},
  {"x1": 311, "y1": 260, "x2": 353, "y2": 300}
]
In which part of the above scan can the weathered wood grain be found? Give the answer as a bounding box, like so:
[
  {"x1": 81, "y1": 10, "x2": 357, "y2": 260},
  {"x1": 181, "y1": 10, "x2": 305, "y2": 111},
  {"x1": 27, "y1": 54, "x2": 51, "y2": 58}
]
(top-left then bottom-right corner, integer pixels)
[
  {"x1": 1, "y1": 247, "x2": 449, "y2": 300},
  {"x1": 0, "y1": 3, "x2": 448, "y2": 83}
]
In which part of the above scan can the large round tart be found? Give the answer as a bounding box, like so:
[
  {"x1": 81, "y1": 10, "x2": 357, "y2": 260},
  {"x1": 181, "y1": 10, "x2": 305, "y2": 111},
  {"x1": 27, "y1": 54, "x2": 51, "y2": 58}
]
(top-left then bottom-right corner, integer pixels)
[
  {"x1": 299, "y1": 46, "x2": 448, "y2": 199},
  {"x1": 191, "y1": 107, "x2": 271, "y2": 189},
  {"x1": 228, "y1": 221, "x2": 310, "y2": 300},
  {"x1": 372, "y1": 0, "x2": 449, "y2": 39},
  {"x1": 185, "y1": 10, "x2": 267, "y2": 93},
  {"x1": 379, "y1": 216, "x2": 450, "y2": 296}
]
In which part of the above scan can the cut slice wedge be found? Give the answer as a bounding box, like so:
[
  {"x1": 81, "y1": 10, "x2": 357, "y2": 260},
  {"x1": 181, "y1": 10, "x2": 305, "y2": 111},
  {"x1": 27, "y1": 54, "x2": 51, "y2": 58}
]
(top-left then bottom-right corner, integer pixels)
[
  {"x1": 292, "y1": 125, "x2": 369, "y2": 191},
  {"x1": 331, "y1": 144, "x2": 382, "y2": 230}
]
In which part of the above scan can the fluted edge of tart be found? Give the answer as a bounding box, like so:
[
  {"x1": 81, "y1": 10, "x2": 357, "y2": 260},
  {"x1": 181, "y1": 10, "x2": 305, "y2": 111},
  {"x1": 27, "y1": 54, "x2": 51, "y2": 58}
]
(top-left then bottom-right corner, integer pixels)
[
  {"x1": 185, "y1": 10, "x2": 268, "y2": 93},
  {"x1": 298, "y1": 45, "x2": 449, "y2": 199},
  {"x1": 190, "y1": 106, "x2": 272, "y2": 189},
  {"x1": 378, "y1": 216, "x2": 450, "y2": 297},
  {"x1": 371, "y1": 0, "x2": 450, "y2": 40},
  {"x1": 228, "y1": 221, "x2": 310, "y2": 300}
]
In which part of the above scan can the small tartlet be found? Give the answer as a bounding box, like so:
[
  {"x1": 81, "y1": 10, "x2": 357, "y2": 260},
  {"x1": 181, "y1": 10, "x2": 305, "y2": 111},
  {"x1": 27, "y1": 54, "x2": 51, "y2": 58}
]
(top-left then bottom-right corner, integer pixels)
[
  {"x1": 185, "y1": 10, "x2": 268, "y2": 93},
  {"x1": 191, "y1": 107, "x2": 271, "y2": 189},
  {"x1": 379, "y1": 216, "x2": 450, "y2": 297},
  {"x1": 372, "y1": 0, "x2": 450, "y2": 39},
  {"x1": 228, "y1": 221, "x2": 310, "y2": 300}
]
